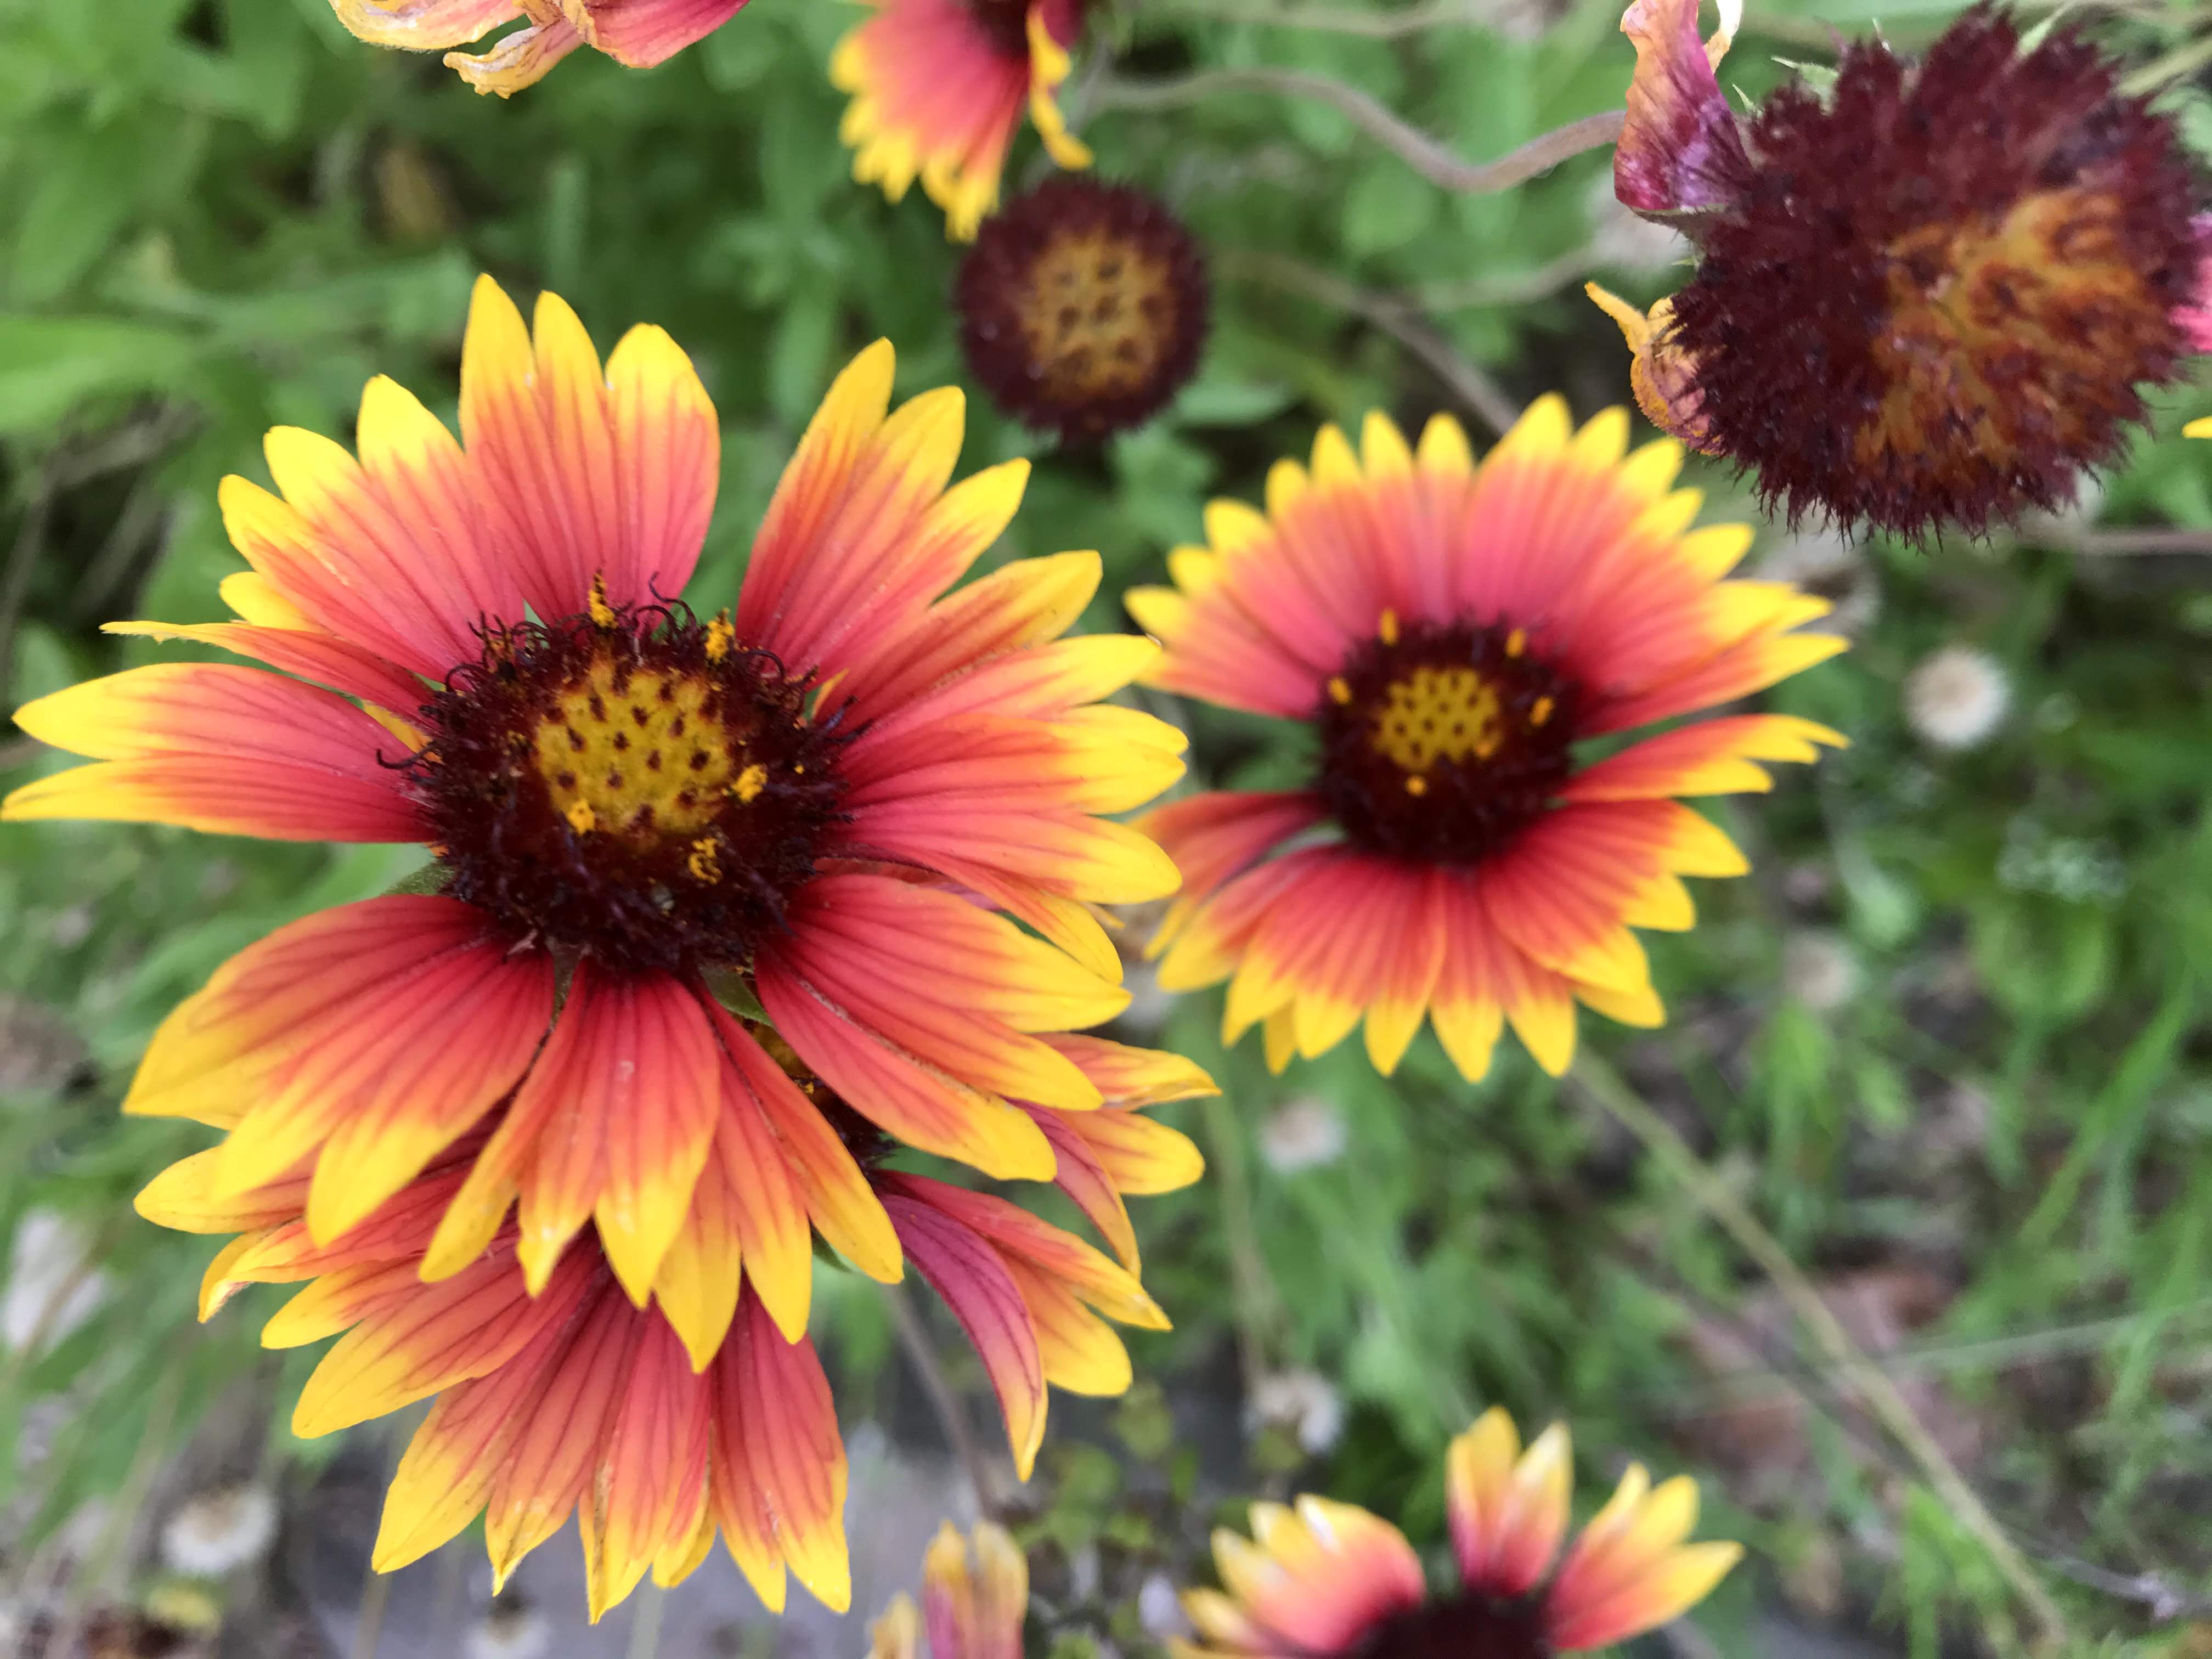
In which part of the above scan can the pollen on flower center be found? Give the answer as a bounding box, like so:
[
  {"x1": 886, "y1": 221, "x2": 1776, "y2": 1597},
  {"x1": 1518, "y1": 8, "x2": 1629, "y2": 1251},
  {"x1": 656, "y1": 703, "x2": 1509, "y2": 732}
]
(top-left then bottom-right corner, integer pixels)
[
  {"x1": 1317, "y1": 614, "x2": 1577, "y2": 865},
  {"x1": 408, "y1": 591, "x2": 849, "y2": 974},
  {"x1": 1350, "y1": 1589, "x2": 1552, "y2": 1659},
  {"x1": 1370, "y1": 664, "x2": 1509, "y2": 773}
]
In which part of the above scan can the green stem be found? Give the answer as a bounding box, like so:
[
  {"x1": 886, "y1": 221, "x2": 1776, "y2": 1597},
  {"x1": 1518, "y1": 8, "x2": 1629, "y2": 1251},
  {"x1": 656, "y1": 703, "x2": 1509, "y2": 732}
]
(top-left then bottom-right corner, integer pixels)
[
  {"x1": 1089, "y1": 69, "x2": 1624, "y2": 196},
  {"x1": 1569, "y1": 1052, "x2": 2072, "y2": 1653}
]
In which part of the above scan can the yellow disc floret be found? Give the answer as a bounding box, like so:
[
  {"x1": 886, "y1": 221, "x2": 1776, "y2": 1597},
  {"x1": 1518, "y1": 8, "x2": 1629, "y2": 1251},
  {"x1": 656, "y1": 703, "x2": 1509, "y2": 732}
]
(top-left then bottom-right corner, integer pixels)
[
  {"x1": 1371, "y1": 665, "x2": 1506, "y2": 776},
  {"x1": 532, "y1": 654, "x2": 740, "y2": 843}
]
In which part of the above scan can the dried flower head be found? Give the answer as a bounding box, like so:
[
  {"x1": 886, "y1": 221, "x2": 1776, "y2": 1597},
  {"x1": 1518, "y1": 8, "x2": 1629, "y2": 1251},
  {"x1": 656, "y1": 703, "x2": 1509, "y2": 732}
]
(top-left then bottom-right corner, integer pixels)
[
  {"x1": 1599, "y1": 0, "x2": 2209, "y2": 540},
  {"x1": 957, "y1": 177, "x2": 1211, "y2": 443},
  {"x1": 160, "y1": 1487, "x2": 279, "y2": 1579}
]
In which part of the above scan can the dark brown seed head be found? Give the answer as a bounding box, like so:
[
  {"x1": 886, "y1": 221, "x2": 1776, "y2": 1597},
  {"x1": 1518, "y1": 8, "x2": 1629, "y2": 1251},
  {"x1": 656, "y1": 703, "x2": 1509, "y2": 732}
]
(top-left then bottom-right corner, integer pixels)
[{"x1": 956, "y1": 176, "x2": 1211, "y2": 445}]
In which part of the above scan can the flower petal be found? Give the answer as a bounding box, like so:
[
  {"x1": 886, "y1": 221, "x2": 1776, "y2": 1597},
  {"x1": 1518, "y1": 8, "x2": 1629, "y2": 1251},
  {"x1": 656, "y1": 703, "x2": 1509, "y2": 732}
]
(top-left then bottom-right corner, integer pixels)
[{"x1": 1613, "y1": 0, "x2": 1748, "y2": 217}]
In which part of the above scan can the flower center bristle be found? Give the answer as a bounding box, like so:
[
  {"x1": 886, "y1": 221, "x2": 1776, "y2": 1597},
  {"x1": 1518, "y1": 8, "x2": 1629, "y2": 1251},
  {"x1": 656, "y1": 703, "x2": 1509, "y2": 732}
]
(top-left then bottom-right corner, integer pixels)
[
  {"x1": 1317, "y1": 613, "x2": 1577, "y2": 865},
  {"x1": 1351, "y1": 1588, "x2": 1551, "y2": 1659},
  {"x1": 408, "y1": 587, "x2": 848, "y2": 975},
  {"x1": 1015, "y1": 229, "x2": 1180, "y2": 403}
]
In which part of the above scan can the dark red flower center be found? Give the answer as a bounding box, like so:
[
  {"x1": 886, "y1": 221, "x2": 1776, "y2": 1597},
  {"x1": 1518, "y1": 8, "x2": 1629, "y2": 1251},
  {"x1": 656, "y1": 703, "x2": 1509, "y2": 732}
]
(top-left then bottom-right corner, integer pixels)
[
  {"x1": 406, "y1": 585, "x2": 848, "y2": 975},
  {"x1": 1350, "y1": 1590, "x2": 1551, "y2": 1659},
  {"x1": 1315, "y1": 614, "x2": 1578, "y2": 865},
  {"x1": 966, "y1": 0, "x2": 1040, "y2": 56}
]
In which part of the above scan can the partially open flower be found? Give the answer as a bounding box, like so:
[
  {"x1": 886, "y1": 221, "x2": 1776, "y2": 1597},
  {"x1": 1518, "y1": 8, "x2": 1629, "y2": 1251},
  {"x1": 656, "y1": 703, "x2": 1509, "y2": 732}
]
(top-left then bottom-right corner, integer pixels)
[
  {"x1": 957, "y1": 178, "x2": 1211, "y2": 443},
  {"x1": 327, "y1": 0, "x2": 754, "y2": 95},
  {"x1": 1177, "y1": 1407, "x2": 1740, "y2": 1657},
  {"x1": 1596, "y1": 0, "x2": 2208, "y2": 540},
  {"x1": 833, "y1": 0, "x2": 1094, "y2": 241},
  {"x1": 869, "y1": 1522, "x2": 1029, "y2": 1659}
]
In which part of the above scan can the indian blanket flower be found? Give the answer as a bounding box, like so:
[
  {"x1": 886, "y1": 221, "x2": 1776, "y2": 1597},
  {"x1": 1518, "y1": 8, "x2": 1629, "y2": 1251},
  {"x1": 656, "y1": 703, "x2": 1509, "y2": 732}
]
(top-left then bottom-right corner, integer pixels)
[
  {"x1": 139, "y1": 1030, "x2": 1205, "y2": 1618},
  {"x1": 328, "y1": 0, "x2": 753, "y2": 95},
  {"x1": 956, "y1": 177, "x2": 1212, "y2": 444},
  {"x1": 832, "y1": 0, "x2": 1093, "y2": 240},
  {"x1": 1127, "y1": 400, "x2": 1844, "y2": 1082},
  {"x1": 1590, "y1": 0, "x2": 2211, "y2": 539},
  {"x1": 1177, "y1": 1407, "x2": 1741, "y2": 1658},
  {"x1": 4, "y1": 278, "x2": 1200, "y2": 1363},
  {"x1": 868, "y1": 1521, "x2": 1028, "y2": 1659}
]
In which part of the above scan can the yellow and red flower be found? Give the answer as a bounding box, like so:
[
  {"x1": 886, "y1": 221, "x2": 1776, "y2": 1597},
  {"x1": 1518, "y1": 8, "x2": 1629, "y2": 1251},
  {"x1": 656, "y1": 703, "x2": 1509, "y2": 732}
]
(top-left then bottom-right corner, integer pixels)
[
  {"x1": 832, "y1": 0, "x2": 1094, "y2": 241},
  {"x1": 328, "y1": 0, "x2": 754, "y2": 94},
  {"x1": 868, "y1": 1521, "x2": 1029, "y2": 1659},
  {"x1": 138, "y1": 1043, "x2": 1194, "y2": 1621},
  {"x1": 1127, "y1": 399, "x2": 1844, "y2": 1082},
  {"x1": 1178, "y1": 1408, "x2": 1741, "y2": 1657},
  {"x1": 6, "y1": 278, "x2": 1198, "y2": 1368}
]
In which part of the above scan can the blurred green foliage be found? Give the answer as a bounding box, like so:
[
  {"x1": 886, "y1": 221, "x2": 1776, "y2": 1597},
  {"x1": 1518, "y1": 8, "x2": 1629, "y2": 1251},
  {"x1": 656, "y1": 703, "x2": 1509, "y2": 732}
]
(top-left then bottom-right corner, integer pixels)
[{"x1": 4, "y1": 0, "x2": 2212, "y2": 1651}]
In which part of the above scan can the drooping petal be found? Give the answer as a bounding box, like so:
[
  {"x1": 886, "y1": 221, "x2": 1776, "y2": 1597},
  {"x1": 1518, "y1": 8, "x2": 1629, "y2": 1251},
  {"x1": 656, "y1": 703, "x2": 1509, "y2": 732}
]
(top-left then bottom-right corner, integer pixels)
[
  {"x1": 586, "y1": 1314, "x2": 713, "y2": 1622},
  {"x1": 768, "y1": 873, "x2": 1119, "y2": 1111},
  {"x1": 430, "y1": 961, "x2": 718, "y2": 1300},
  {"x1": 125, "y1": 899, "x2": 554, "y2": 1240},
  {"x1": 830, "y1": 0, "x2": 1086, "y2": 242},
  {"x1": 329, "y1": 0, "x2": 521, "y2": 47},
  {"x1": 709, "y1": 1001, "x2": 904, "y2": 1285},
  {"x1": 708, "y1": 1289, "x2": 853, "y2": 1614},
  {"x1": 757, "y1": 957, "x2": 1058, "y2": 1185},
  {"x1": 290, "y1": 1238, "x2": 592, "y2": 1437},
  {"x1": 445, "y1": 12, "x2": 585, "y2": 91},
  {"x1": 568, "y1": 0, "x2": 751, "y2": 66},
  {"x1": 883, "y1": 1190, "x2": 1048, "y2": 1479},
  {"x1": 1613, "y1": 0, "x2": 1748, "y2": 217}
]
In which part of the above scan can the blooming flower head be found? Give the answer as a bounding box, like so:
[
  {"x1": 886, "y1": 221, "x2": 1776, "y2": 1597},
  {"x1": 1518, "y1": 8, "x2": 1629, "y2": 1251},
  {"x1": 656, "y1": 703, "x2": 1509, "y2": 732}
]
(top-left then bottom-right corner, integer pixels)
[
  {"x1": 1178, "y1": 1408, "x2": 1741, "y2": 1658},
  {"x1": 140, "y1": 1034, "x2": 1202, "y2": 1619},
  {"x1": 1593, "y1": 0, "x2": 2210, "y2": 540},
  {"x1": 869, "y1": 1521, "x2": 1028, "y2": 1659},
  {"x1": 957, "y1": 178, "x2": 1212, "y2": 444},
  {"x1": 327, "y1": 0, "x2": 753, "y2": 95},
  {"x1": 832, "y1": 0, "x2": 1094, "y2": 240},
  {"x1": 4, "y1": 279, "x2": 1209, "y2": 1611},
  {"x1": 1128, "y1": 400, "x2": 1844, "y2": 1082}
]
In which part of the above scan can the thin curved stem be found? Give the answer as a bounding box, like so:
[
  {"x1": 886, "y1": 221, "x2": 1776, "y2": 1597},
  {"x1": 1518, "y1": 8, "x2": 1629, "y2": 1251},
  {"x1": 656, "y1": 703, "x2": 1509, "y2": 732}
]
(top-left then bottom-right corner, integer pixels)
[
  {"x1": 884, "y1": 1282, "x2": 1005, "y2": 1515},
  {"x1": 1090, "y1": 67, "x2": 1625, "y2": 194},
  {"x1": 1568, "y1": 1053, "x2": 2073, "y2": 1654},
  {"x1": 1223, "y1": 250, "x2": 1522, "y2": 432},
  {"x1": 1143, "y1": 0, "x2": 1500, "y2": 36}
]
